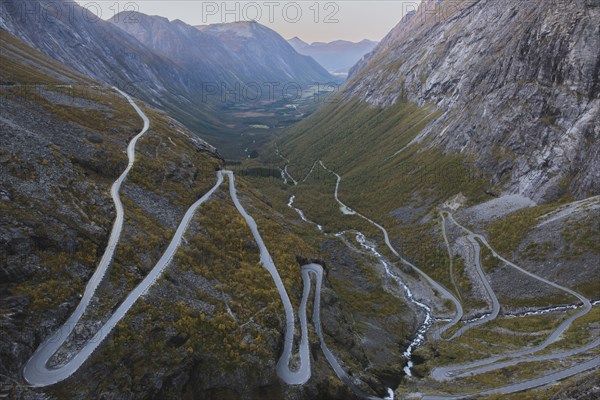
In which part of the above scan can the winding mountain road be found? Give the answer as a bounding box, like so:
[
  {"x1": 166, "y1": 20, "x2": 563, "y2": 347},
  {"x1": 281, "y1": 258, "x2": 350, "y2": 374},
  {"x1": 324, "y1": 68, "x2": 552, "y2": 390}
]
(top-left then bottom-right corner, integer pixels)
[
  {"x1": 21, "y1": 87, "x2": 597, "y2": 398},
  {"x1": 279, "y1": 155, "x2": 599, "y2": 397},
  {"x1": 282, "y1": 160, "x2": 462, "y2": 373},
  {"x1": 23, "y1": 88, "x2": 150, "y2": 386},
  {"x1": 423, "y1": 356, "x2": 600, "y2": 399},
  {"x1": 23, "y1": 116, "x2": 387, "y2": 396},
  {"x1": 302, "y1": 263, "x2": 392, "y2": 400},
  {"x1": 223, "y1": 170, "x2": 311, "y2": 384},
  {"x1": 449, "y1": 234, "x2": 500, "y2": 339},
  {"x1": 430, "y1": 212, "x2": 597, "y2": 382},
  {"x1": 227, "y1": 171, "x2": 390, "y2": 398},
  {"x1": 536, "y1": 195, "x2": 600, "y2": 228},
  {"x1": 317, "y1": 162, "x2": 463, "y2": 339},
  {"x1": 23, "y1": 89, "x2": 226, "y2": 386}
]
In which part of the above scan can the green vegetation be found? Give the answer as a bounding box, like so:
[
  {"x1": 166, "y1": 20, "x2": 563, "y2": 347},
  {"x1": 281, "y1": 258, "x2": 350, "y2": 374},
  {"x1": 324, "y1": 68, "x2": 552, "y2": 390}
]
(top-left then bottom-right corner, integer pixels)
[
  {"x1": 69, "y1": 106, "x2": 223, "y2": 326},
  {"x1": 166, "y1": 192, "x2": 290, "y2": 368},
  {"x1": 486, "y1": 202, "x2": 599, "y2": 297},
  {"x1": 276, "y1": 96, "x2": 488, "y2": 208},
  {"x1": 407, "y1": 365, "x2": 600, "y2": 399},
  {"x1": 479, "y1": 238, "x2": 503, "y2": 272},
  {"x1": 130, "y1": 107, "x2": 221, "y2": 207},
  {"x1": 3, "y1": 31, "x2": 306, "y2": 395},
  {"x1": 415, "y1": 304, "x2": 600, "y2": 396},
  {"x1": 1, "y1": 30, "x2": 94, "y2": 84},
  {"x1": 561, "y1": 217, "x2": 600, "y2": 260},
  {"x1": 543, "y1": 306, "x2": 600, "y2": 351},
  {"x1": 478, "y1": 239, "x2": 573, "y2": 309},
  {"x1": 4, "y1": 23, "x2": 596, "y2": 400},
  {"x1": 452, "y1": 357, "x2": 593, "y2": 394},
  {"x1": 60, "y1": 174, "x2": 331, "y2": 395},
  {"x1": 486, "y1": 202, "x2": 569, "y2": 256},
  {"x1": 521, "y1": 241, "x2": 558, "y2": 261},
  {"x1": 2, "y1": 32, "x2": 145, "y2": 316},
  {"x1": 329, "y1": 258, "x2": 410, "y2": 337},
  {"x1": 259, "y1": 98, "x2": 491, "y2": 300}
]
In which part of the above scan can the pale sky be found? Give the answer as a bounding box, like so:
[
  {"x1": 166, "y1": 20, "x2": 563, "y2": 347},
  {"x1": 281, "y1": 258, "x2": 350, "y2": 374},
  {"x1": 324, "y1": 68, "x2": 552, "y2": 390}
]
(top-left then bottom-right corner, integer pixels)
[{"x1": 76, "y1": 1, "x2": 421, "y2": 43}]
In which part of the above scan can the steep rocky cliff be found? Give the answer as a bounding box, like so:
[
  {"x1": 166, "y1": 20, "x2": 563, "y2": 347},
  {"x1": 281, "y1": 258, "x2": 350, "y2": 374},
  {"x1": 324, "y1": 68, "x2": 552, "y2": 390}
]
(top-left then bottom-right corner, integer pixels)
[{"x1": 346, "y1": 0, "x2": 599, "y2": 201}]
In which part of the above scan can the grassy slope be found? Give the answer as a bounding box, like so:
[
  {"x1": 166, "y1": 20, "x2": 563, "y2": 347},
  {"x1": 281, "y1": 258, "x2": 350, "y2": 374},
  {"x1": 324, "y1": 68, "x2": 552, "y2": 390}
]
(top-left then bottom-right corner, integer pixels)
[
  {"x1": 279, "y1": 97, "x2": 490, "y2": 215},
  {"x1": 272, "y1": 97, "x2": 491, "y2": 298}
]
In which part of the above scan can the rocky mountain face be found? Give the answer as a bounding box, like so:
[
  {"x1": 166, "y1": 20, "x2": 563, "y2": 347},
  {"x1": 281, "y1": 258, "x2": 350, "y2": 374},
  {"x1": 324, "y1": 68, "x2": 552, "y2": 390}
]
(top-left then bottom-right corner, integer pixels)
[
  {"x1": 0, "y1": 0, "x2": 172, "y2": 88},
  {"x1": 110, "y1": 14, "x2": 333, "y2": 92},
  {"x1": 346, "y1": 0, "x2": 599, "y2": 202},
  {"x1": 197, "y1": 21, "x2": 334, "y2": 84},
  {"x1": 289, "y1": 38, "x2": 378, "y2": 75}
]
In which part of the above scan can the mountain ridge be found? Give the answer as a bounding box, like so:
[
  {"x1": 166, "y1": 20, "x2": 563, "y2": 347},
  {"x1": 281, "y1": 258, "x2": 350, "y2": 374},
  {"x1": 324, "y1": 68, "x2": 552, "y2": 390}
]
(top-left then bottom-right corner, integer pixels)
[
  {"x1": 111, "y1": 13, "x2": 333, "y2": 87},
  {"x1": 288, "y1": 37, "x2": 378, "y2": 75},
  {"x1": 0, "y1": 0, "x2": 225, "y2": 141}
]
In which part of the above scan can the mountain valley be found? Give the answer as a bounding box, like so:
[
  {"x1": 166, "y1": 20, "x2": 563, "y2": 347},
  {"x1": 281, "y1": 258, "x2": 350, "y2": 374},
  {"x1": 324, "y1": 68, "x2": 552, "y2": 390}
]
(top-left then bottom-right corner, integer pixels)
[{"x1": 1, "y1": 0, "x2": 599, "y2": 399}]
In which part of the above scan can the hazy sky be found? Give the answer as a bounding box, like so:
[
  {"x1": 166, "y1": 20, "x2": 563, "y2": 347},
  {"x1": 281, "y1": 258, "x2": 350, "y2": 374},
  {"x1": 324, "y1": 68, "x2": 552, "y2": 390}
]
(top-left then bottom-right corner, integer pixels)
[{"x1": 76, "y1": 1, "x2": 421, "y2": 43}]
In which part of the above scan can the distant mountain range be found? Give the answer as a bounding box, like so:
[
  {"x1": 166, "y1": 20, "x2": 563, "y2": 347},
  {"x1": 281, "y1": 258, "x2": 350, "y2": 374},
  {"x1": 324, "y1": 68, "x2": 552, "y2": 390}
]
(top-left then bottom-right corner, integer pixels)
[
  {"x1": 288, "y1": 37, "x2": 378, "y2": 75},
  {"x1": 110, "y1": 13, "x2": 332, "y2": 90}
]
